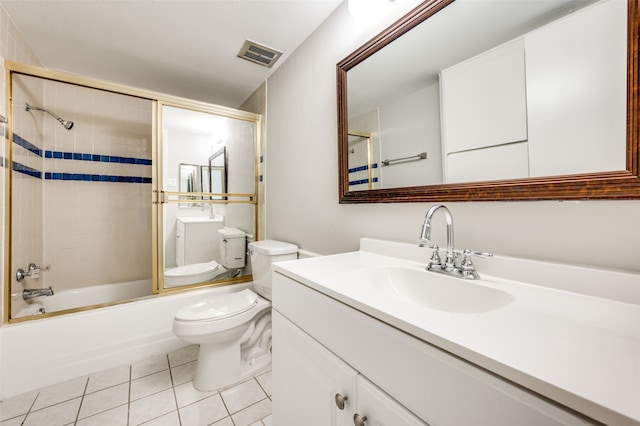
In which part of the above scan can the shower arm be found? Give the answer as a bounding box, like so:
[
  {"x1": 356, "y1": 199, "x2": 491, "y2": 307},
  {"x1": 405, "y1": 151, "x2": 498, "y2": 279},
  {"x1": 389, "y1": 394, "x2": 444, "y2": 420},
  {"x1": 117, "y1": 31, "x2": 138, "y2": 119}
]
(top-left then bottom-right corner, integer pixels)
[{"x1": 25, "y1": 103, "x2": 74, "y2": 130}]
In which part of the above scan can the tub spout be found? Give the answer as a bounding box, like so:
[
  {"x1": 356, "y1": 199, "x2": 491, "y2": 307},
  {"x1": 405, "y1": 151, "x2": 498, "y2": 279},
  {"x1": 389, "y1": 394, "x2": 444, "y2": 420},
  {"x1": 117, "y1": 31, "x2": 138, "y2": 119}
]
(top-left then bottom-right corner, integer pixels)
[{"x1": 23, "y1": 286, "x2": 54, "y2": 300}]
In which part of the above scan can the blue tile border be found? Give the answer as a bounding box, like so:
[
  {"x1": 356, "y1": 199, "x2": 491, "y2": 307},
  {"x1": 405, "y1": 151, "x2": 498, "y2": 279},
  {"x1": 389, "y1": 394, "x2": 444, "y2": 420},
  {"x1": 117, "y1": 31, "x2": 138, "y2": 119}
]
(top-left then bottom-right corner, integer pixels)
[
  {"x1": 349, "y1": 177, "x2": 379, "y2": 186},
  {"x1": 9, "y1": 133, "x2": 152, "y2": 183},
  {"x1": 13, "y1": 161, "x2": 42, "y2": 179},
  {"x1": 13, "y1": 132, "x2": 152, "y2": 165},
  {"x1": 44, "y1": 150, "x2": 152, "y2": 165},
  {"x1": 44, "y1": 173, "x2": 151, "y2": 183},
  {"x1": 12, "y1": 134, "x2": 42, "y2": 157},
  {"x1": 348, "y1": 163, "x2": 378, "y2": 173}
]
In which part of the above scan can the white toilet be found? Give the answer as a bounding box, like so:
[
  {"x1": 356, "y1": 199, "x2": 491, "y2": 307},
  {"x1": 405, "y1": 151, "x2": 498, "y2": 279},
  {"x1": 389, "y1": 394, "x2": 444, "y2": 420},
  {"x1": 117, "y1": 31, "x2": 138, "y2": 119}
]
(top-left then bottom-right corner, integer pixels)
[
  {"x1": 172, "y1": 239, "x2": 298, "y2": 391},
  {"x1": 164, "y1": 227, "x2": 247, "y2": 288}
]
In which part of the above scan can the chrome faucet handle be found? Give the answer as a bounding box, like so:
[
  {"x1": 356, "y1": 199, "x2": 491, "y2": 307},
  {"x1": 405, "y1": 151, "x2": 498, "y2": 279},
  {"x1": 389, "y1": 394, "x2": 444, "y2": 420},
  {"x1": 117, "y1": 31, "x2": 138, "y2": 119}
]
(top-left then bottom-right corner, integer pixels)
[
  {"x1": 459, "y1": 249, "x2": 493, "y2": 279},
  {"x1": 466, "y1": 249, "x2": 493, "y2": 259},
  {"x1": 426, "y1": 244, "x2": 443, "y2": 270}
]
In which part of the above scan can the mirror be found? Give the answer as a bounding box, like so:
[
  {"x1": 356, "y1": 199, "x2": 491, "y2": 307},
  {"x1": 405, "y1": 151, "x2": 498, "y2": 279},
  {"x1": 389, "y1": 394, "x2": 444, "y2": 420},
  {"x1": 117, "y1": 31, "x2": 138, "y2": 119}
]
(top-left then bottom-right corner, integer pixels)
[
  {"x1": 178, "y1": 153, "x2": 227, "y2": 206},
  {"x1": 337, "y1": 0, "x2": 640, "y2": 202},
  {"x1": 179, "y1": 163, "x2": 200, "y2": 207},
  {"x1": 161, "y1": 105, "x2": 258, "y2": 290},
  {"x1": 208, "y1": 147, "x2": 228, "y2": 200}
]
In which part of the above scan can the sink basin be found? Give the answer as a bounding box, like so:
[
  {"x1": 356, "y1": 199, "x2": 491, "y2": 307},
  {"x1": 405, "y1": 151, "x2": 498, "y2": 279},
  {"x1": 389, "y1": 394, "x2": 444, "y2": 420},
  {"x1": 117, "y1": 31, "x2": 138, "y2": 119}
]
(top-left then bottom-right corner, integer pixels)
[{"x1": 349, "y1": 266, "x2": 514, "y2": 313}]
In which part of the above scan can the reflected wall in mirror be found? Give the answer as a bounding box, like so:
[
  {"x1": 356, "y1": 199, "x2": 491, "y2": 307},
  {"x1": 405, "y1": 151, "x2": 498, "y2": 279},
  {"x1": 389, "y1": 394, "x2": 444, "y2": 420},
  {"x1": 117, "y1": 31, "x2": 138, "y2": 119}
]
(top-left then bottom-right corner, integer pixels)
[
  {"x1": 209, "y1": 147, "x2": 228, "y2": 200},
  {"x1": 179, "y1": 163, "x2": 200, "y2": 207},
  {"x1": 161, "y1": 105, "x2": 257, "y2": 290},
  {"x1": 338, "y1": 0, "x2": 640, "y2": 202}
]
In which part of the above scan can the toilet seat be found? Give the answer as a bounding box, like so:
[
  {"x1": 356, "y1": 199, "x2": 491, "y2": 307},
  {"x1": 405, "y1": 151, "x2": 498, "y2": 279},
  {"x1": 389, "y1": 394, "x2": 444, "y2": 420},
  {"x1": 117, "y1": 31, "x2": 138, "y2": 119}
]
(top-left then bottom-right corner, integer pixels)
[
  {"x1": 175, "y1": 289, "x2": 258, "y2": 322},
  {"x1": 164, "y1": 260, "x2": 220, "y2": 288},
  {"x1": 173, "y1": 289, "x2": 270, "y2": 337}
]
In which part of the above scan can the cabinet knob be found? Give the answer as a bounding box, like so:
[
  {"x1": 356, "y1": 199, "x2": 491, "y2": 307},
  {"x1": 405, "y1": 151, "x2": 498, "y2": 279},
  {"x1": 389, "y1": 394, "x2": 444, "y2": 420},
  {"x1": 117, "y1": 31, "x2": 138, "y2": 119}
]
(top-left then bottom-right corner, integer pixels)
[
  {"x1": 334, "y1": 393, "x2": 348, "y2": 410},
  {"x1": 353, "y1": 413, "x2": 367, "y2": 426}
]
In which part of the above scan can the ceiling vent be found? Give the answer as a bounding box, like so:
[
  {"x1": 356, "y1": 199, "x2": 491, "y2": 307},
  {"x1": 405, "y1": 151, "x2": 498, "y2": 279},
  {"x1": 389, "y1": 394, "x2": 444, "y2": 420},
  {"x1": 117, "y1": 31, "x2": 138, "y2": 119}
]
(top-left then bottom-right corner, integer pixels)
[{"x1": 237, "y1": 40, "x2": 283, "y2": 68}]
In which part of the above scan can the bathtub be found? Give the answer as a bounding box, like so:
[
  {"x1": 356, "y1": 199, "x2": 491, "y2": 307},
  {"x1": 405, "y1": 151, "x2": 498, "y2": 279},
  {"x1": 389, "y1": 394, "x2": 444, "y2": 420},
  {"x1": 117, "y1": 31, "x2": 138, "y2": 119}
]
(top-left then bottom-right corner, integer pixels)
[
  {"x1": 0, "y1": 282, "x2": 251, "y2": 399},
  {"x1": 13, "y1": 279, "x2": 152, "y2": 318}
]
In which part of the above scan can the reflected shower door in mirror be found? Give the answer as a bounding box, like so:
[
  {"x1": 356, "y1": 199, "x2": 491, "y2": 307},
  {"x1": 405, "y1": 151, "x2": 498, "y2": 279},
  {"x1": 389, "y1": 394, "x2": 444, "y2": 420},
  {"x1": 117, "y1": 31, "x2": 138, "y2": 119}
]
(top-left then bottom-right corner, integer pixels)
[
  {"x1": 339, "y1": 0, "x2": 640, "y2": 201},
  {"x1": 161, "y1": 105, "x2": 258, "y2": 290},
  {"x1": 9, "y1": 73, "x2": 154, "y2": 319}
]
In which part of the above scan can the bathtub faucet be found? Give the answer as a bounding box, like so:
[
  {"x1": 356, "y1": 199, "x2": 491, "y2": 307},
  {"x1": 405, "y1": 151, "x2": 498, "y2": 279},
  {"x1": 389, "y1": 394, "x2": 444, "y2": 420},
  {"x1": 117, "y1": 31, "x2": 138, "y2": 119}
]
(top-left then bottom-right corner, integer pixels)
[{"x1": 22, "y1": 286, "x2": 54, "y2": 300}]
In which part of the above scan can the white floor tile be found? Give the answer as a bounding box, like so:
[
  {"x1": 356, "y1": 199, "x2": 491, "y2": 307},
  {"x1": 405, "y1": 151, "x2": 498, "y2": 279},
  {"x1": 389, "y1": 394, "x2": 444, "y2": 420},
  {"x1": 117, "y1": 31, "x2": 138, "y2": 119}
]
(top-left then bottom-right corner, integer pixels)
[
  {"x1": 23, "y1": 397, "x2": 82, "y2": 426},
  {"x1": 230, "y1": 398, "x2": 272, "y2": 426},
  {"x1": 0, "y1": 415, "x2": 25, "y2": 426},
  {"x1": 31, "y1": 376, "x2": 87, "y2": 411},
  {"x1": 167, "y1": 345, "x2": 198, "y2": 368},
  {"x1": 75, "y1": 404, "x2": 128, "y2": 426},
  {"x1": 7, "y1": 347, "x2": 272, "y2": 426},
  {"x1": 78, "y1": 383, "x2": 129, "y2": 419},
  {"x1": 85, "y1": 365, "x2": 130, "y2": 394},
  {"x1": 256, "y1": 370, "x2": 272, "y2": 396},
  {"x1": 173, "y1": 381, "x2": 216, "y2": 408},
  {"x1": 130, "y1": 370, "x2": 172, "y2": 401},
  {"x1": 0, "y1": 390, "x2": 38, "y2": 421},
  {"x1": 211, "y1": 417, "x2": 234, "y2": 426},
  {"x1": 170, "y1": 361, "x2": 195, "y2": 386},
  {"x1": 131, "y1": 355, "x2": 169, "y2": 380},
  {"x1": 178, "y1": 394, "x2": 228, "y2": 426},
  {"x1": 138, "y1": 410, "x2": 180, "y2": 426},
  {"x1": 221, "y1": 379, "x2": 268, "y2": 414},
  {"x1": 129, "y1": 388, "x2": 176, "y2": 425}
]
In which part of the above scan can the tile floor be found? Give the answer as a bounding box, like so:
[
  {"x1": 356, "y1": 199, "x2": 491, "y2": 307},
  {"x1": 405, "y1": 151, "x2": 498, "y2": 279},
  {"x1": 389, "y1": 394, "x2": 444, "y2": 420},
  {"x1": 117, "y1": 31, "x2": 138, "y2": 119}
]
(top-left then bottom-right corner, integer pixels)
[{"x1": 0, "y1": 345, "x2": 272, "y2": 426}]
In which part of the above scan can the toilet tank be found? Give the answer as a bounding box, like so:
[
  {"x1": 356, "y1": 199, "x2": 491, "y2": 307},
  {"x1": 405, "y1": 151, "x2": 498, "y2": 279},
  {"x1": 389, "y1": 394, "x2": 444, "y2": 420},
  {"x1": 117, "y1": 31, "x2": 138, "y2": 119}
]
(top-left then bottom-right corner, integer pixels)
[
  {"x1": 248, "y1": 240, "x2": 298, "y2": 300},
  {"x1": 217, "y1": 227, "x2": 247, "y2": 269}
]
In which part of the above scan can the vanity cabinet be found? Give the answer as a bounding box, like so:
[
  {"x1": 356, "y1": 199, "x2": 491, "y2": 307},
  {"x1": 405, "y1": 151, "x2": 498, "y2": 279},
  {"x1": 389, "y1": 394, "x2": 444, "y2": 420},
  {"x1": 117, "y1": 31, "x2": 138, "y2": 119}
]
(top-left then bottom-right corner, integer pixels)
[
  {"x1": 175, "y1": 217, "x2": 223, "y2": 266},
  {"x1": 273, "y1": 310, "x2": 426, "y2": 426},
  {"x1": 272, "y1": 271, "x2": 596, "y2": 426}
]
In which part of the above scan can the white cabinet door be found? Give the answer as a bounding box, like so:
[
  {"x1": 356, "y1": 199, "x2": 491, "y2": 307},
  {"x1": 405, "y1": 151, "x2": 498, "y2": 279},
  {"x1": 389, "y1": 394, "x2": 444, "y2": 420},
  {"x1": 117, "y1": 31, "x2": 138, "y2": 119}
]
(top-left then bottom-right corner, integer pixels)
[
  {"x1": 272, "y1": 311, "x2": 357, "y2": 426},
  {"x1": 355, "y1": 376, "x2": 428, "y2": 426}
]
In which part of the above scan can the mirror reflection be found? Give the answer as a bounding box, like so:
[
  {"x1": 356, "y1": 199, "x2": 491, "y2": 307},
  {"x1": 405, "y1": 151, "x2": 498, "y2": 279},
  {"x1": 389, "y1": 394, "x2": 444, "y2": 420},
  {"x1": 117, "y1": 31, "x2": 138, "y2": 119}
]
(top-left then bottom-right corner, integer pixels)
[
  {"x1": 162, "y1": 106, "x2": 257, "y2": 290},
  {"x1": 345, "y1": 0, "x2": 627, "y2": 192}
]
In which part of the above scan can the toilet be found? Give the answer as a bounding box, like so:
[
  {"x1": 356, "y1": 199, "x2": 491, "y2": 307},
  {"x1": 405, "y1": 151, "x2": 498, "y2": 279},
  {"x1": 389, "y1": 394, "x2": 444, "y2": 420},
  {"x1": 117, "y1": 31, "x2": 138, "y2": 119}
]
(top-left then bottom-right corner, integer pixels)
[
  {"x1": 164, "y1": 227, "x2": 247, "y2": 288},
  {"x1": 172, "y1": 239, "x2": 298, "y2": 391}
]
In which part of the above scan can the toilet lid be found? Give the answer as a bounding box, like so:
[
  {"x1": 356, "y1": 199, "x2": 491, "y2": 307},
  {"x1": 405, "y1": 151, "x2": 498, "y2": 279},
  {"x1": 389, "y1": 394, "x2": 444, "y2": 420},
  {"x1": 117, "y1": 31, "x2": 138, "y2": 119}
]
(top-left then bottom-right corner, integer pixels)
[
  {"x1": 165, "y1": 260, "x2": 219, "y2": 278},
  {"x1": 175, "y1": 289, "x2": 258, "y2": 321}
]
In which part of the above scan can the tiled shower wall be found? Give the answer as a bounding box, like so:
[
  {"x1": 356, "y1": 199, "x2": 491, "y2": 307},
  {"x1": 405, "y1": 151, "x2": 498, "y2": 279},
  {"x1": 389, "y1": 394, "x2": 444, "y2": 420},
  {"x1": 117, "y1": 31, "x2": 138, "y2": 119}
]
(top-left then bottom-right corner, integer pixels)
[
  {"x1": 10, "y1": 75, "x2": 153, "y2": 308},
  {"x1": 1, "y1": 3, "x2": 42, "y2": 321}
]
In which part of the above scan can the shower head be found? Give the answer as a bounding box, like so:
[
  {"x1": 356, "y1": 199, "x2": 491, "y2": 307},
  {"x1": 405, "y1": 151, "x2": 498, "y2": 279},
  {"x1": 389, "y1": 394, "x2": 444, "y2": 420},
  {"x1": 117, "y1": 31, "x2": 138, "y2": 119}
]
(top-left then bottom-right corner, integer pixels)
[{"x1": 25, "y1": 103, "x2": 74, "y2": 130}]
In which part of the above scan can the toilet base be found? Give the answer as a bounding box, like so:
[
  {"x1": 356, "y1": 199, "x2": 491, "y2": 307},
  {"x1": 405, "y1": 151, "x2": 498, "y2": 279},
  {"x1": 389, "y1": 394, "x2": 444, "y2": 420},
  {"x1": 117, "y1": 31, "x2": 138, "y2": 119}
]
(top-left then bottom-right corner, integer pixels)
[{"x1": 192, "y1": 311, "x2": 272, "y2": 391}]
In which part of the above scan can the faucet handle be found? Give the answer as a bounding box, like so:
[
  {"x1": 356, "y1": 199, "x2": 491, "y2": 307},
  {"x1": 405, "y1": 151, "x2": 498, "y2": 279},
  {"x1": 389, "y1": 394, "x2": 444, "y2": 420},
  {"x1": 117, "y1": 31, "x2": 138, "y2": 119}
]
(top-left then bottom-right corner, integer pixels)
[
  {"x1": 459, "y1": 249, "x2": 493, "y2": 279},
  {"x1": 465, "y1": 249, "x2": 493, "y2": 259},
  {"x1": 426, "y1": 244, "x2": 443, "y2": 270}
]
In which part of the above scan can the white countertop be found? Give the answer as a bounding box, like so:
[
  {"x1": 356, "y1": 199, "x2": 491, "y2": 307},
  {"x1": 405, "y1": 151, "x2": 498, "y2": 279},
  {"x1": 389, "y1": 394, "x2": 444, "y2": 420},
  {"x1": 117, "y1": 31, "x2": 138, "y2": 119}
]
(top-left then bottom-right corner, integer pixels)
[{"x1": 272, "y1": 239, "x2": 640, "y2": 426}]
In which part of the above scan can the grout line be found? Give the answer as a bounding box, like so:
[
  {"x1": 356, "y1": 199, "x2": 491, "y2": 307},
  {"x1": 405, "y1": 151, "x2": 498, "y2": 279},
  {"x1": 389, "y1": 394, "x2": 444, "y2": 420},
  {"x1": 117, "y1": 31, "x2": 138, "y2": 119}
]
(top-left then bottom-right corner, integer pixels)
[
  {"x1": 167, "y1": 354, "x2": 183, "y2": 426},
  {"x1": 20, "y1": 390, "x2": 40, "y2": 424},
  {"x1": 73, "y1": 378, "x2": 90, "y2": 424},
  {"x1": 127, "y1": 364, "x2": 132, "y2": 426}
]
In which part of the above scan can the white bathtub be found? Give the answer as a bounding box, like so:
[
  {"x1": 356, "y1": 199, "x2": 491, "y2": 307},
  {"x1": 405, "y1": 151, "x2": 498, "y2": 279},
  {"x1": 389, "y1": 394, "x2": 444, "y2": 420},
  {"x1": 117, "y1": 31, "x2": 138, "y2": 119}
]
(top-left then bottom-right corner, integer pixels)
[
  {"x1": 0, "y1": 282, "x2": 251, "y2": 399},
  {"x1": 13, "y1": 279, "x2": 152, "y2": 318}
]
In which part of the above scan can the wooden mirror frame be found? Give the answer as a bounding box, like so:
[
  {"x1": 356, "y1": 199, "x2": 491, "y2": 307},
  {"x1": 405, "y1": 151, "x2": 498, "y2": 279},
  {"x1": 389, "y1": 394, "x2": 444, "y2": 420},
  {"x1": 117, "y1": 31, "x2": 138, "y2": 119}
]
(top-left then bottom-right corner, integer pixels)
[{"x1": 337, "y1": 0, "x2": 640, "y2": 203}]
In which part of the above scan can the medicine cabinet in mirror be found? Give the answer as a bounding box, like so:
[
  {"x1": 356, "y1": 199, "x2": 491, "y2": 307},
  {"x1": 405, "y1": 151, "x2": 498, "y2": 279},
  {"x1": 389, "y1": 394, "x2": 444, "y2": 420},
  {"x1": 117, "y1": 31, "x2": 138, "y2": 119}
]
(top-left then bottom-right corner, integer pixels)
[{"x1": 337, "y1": 0, "x2": 640, "y2": 202}]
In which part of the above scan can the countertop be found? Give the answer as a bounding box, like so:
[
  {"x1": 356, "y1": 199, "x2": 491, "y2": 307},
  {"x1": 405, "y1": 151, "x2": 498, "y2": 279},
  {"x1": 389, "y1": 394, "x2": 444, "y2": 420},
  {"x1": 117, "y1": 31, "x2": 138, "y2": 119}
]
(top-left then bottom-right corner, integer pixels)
[{"x1": 272, "y1": 239, "x2": 640, "y2": 426}]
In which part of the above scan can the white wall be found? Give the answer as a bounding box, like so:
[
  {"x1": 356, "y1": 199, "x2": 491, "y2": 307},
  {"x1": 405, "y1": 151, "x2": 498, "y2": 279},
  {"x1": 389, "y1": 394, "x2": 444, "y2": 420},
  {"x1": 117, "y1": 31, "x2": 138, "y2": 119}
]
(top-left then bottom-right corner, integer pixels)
[
  {"x1": 265, "y1": 1, "x2": 640, "y2": 274},
  {"x1": 378, "y1": 83, "x2": 442, "y2": 187}
]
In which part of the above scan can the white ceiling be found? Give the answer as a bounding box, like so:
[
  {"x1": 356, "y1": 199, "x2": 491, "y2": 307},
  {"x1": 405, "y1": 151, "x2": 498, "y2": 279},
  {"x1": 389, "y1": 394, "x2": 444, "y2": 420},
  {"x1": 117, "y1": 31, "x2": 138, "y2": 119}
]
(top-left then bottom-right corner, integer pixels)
[{"x1": 1, "y1": 0, "x2": 343, "y2": 108}]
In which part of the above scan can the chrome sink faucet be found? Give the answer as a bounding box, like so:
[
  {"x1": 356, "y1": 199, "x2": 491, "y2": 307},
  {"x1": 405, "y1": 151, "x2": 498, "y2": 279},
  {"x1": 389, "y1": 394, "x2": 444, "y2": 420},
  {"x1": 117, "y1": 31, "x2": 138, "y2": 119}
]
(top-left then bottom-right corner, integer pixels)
[
  {"x1": 420, "y1": 204, "x2": 456, "y2": 271},
  {"x1": 420, "y1": 204, "x2": 492, "y2": 280}
]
